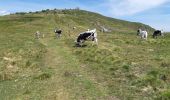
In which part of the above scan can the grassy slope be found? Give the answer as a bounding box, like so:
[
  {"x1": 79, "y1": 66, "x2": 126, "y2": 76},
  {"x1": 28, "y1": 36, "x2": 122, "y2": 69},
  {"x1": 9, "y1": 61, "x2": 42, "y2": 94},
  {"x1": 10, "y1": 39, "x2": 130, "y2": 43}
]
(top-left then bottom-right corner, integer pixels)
[{"x1": 0, "y1": 10, "x2": 170, "y2": 100}]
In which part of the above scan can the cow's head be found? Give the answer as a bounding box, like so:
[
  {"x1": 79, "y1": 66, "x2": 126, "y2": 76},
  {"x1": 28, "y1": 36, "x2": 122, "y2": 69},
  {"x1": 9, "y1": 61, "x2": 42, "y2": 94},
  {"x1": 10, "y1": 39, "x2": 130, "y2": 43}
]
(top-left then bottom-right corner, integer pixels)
[
  {"x1": 91, "y1": 29, "x2": 98, "y2": 45},
  {"x1": 137, "y1": 29, "x2": 142, "y2": 36},
  {"x1": 160, "y1": 30, "x2": 164, "y2": 36}
]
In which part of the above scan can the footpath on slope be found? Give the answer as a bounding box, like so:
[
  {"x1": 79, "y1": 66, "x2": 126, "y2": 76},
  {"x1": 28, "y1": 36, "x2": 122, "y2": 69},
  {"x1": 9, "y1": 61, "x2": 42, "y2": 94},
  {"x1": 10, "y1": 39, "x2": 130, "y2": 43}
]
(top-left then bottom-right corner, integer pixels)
[{"x1": 39, "y1": 37, "x2": 111, "y2": 100}]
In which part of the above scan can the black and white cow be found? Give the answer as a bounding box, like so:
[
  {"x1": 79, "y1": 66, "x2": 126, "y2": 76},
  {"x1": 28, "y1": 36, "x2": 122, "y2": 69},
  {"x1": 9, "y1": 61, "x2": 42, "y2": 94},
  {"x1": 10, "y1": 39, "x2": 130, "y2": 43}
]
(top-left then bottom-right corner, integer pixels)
[
  {"x1": 75, "y1": 29, "x2": 98, "y2": 46},
  {"x1": 153, "y1": 30, "x2": 164, "y2": 38},
  {"x1": 54, "y1": 29, "x2": 62, "y2": 38}
]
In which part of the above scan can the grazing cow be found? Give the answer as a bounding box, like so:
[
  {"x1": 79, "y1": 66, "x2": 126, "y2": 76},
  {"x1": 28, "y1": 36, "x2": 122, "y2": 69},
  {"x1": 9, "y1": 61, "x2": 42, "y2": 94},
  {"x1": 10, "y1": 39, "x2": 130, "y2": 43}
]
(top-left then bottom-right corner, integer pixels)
[
  {"x1": 137, "y1": 29, "x2": 148, "y2": 40},
  {"x1": 54, "y1": 29, "x2": 62, "y2": 38},
  {"x1": 153, "y1": 30, "x2": 164, "y2": 38},
  {"x1": 75, "y1": 29, "x2": 98, "y2": 46},
  {"x1": 35, "y1": 31, "x2": 40, "y2": 39}
]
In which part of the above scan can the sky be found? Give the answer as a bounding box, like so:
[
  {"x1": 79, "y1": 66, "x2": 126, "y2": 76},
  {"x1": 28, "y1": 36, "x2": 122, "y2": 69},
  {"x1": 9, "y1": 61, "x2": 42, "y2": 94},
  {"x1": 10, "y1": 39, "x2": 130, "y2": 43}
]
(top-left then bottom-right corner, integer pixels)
[{"x1": 0, "y1": 0, "x2": 170, "y2": 31}]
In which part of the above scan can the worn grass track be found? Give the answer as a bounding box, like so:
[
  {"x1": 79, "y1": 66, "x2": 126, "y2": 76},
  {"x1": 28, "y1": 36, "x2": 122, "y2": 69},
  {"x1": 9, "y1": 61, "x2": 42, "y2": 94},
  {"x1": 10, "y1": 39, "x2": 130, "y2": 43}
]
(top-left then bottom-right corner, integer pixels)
[{"x1": 37, "y1": 33, "x2": 112, "y2": 99}]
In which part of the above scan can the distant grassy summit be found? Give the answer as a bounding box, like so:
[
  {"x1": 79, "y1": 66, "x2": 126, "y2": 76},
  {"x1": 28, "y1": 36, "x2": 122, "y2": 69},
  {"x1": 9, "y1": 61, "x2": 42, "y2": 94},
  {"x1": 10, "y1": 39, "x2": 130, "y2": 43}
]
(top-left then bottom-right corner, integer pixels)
[{"x1": 11, "y1": 8, "x2": 155, "y2": 32}]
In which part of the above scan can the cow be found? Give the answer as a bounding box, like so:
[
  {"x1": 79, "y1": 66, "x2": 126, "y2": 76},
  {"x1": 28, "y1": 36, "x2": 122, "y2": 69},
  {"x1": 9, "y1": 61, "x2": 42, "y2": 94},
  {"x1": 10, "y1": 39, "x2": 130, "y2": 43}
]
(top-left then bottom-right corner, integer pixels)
[
  {"x1": 153, "y1": 30, "x2": 164, "y2": 38},
  {"x1": 75, "y1": 29, "x2": 98, "y2": 47},
  {"x1": 35, "y1": 31, "x2": 40, "y2": 39},
  {"x1": 54, "y1": 29, "x2": 62, "y2": 38},
  {"x1": 137, "y1": 29, "x2": 148, "y2": 40}
]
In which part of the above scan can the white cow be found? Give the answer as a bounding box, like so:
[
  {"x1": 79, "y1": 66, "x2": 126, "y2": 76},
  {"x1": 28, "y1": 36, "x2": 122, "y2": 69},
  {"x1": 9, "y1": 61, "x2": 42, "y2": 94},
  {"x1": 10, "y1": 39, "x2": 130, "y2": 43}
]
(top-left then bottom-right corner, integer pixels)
[
  {"x1": 137, "y1": 29, "x2": 148, "y2": 40},
  {"x1": 35, "y1": 31, "x2": 40, "y2": 39}
]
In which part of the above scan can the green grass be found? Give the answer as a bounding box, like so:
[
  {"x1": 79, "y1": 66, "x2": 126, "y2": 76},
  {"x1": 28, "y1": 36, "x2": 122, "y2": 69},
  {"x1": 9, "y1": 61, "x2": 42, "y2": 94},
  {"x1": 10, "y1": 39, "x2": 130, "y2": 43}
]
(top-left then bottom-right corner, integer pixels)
[{"x1": 0, "y1": 9, "x2": 170, "y2": 100}]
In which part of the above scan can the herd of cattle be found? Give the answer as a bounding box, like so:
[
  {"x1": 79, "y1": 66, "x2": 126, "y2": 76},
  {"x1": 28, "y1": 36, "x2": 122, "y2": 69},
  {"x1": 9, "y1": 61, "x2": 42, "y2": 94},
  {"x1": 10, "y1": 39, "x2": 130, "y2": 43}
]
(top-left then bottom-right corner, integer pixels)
[
  {"x1": 35, "y1": 28, "x2": 164, "y2": 47},
  {"x1": 137, "y1": 29, "x2": 164, "y2": 40}
]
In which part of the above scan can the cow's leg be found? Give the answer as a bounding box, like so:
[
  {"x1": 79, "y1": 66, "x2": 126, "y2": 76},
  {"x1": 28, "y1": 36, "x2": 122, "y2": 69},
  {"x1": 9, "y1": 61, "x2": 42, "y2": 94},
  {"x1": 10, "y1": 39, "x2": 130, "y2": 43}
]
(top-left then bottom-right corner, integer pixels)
[
  {"x1": 76, "y1": 41, "x2": 83, "y2": 47},
  {"x1": 80, "y1": 40, "x2": 84, "y2": 47},
  {"x1": 56, "y1": 33, "x2": 59, "y2": 39},
  {"x1": 144, "y1": 34, "x2": 147, "y2": 40},
  {"x1": 93, "y1": 38, "x2": 98, "y2": 46},
  {"x1": 37, "y1": 34, "x2": 40, "y2": 39},
  {"x1": 141, "y1": 35, "x2": 143, "y2": 39},
  {"x1": 35, "y1": 34, "x2": 37, "y2": 39},
  {"x1": 162, "y1": 34, "x2": 164, "y2": 38},
  {"x1": 144, "y1": 35, "x2": 147, "y2": 40},
  {"x1": 59, "y1": 34, "x2": 61, "y2": 38},
  {"x1": 153, "y1": 35, "x2": 155, "y2": 38},
  {"x1": 57, "y1": 34, "x2": 59, "y2": 38},
  {"x1": 57, "y1": 33, "x2": 61, "y2": 38}
]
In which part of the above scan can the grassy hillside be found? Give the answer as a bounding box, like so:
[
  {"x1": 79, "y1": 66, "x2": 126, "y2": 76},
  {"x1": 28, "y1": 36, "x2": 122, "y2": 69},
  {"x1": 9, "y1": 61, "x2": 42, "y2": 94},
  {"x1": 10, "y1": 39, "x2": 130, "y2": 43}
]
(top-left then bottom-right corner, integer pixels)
[{"x1": 0, "y1": 9, "x2": 170, "y2": 100}]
